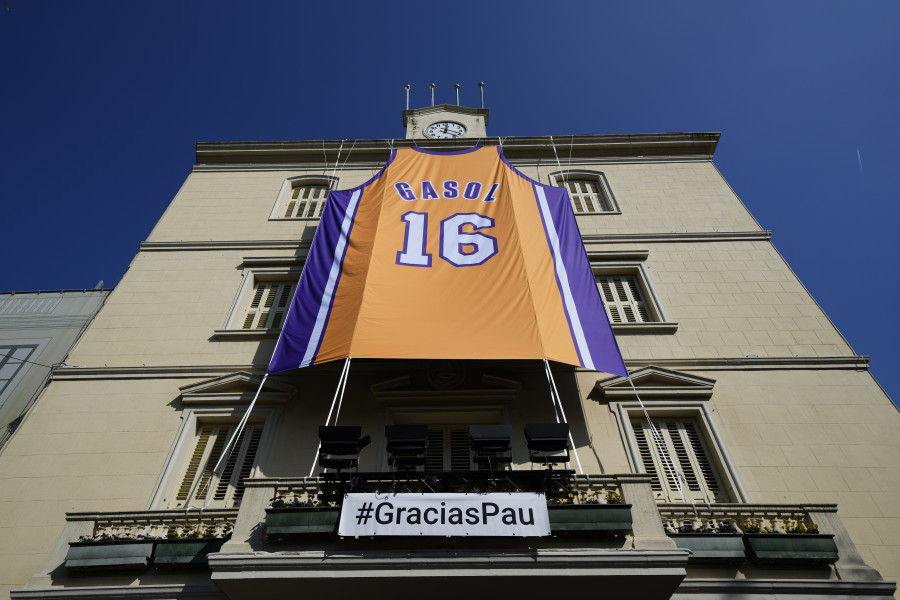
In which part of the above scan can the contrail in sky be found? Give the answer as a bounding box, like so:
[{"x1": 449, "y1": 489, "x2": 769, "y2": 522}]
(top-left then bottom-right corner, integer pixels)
[{"x1": 857, "y1": 148, "x2": 864, "y2": 179}]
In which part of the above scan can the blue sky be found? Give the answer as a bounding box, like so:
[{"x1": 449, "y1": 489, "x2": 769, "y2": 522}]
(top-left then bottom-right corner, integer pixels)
[{"x1": 1, "y1": 1, "x2": 897, "y2": 405}]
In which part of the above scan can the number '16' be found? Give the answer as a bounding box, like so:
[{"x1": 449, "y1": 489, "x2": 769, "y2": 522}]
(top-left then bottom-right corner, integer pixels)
[{"x1": 396, "y1": 211, "x2": 498, "y2": 268}]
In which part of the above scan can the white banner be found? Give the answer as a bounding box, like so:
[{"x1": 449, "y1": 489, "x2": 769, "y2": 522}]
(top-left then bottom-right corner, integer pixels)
[{"x1": 339, "y1": 493, "x2": 550, "y2": 537}]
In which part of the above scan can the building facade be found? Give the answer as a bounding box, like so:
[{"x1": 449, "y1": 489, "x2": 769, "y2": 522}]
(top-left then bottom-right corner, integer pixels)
[
  {"x1": 0, "y1": 289, "x2": 109, "y2": 451},
  {"x1": 0, "y1": 106, "x2": 897, "y2": 599}
]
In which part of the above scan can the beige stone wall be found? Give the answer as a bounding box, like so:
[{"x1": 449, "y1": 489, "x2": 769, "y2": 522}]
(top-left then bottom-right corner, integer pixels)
[
  {"x1": 65, "y1": 248, "x2": 295, "y2": 368},
  {"x1": 577, "y1": 366, "x2": 900, "y2": 588},
  {"x1": 65, "y1": 239, "x2": 852, "y2": 368},
  {"x1": 621, "y1": 240, "x2": 853, "y2": 359},
  {"x1": 148, "y1": 161, "x2": 760, "y2": 245},
  {"x1": 709, "y1": 369, "x2": 900, "y2": 583},
  {"x1": 528, "y1": 161, "x2": 762, "y2": 234},
  {"x1": 147, "y1": 169, "x2": 378, "y2": 243},
  {"x1": 0, "y1": 377, "x2": 189, "y2": 599}
]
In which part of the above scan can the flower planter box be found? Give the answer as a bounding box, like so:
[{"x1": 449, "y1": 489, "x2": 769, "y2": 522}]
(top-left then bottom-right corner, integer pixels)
[
  {"x1": 547, "y1": 504, "x2": 632, "y2": 532},
  {"x1": 744, "y1": 533, "x2": 839, "y2": 563},
  {"x1": 65, "y1": 540, "x2": 154, "y2": 570},
  {"x1": 153, "y1": 538, "x2": 226, "y2": 566},
  {"x1": 265, "y1": 507, "x2": 341, "y2": 536},
  {"x1": 668, "y1": 533, "x2": 745, "y2": 561}
]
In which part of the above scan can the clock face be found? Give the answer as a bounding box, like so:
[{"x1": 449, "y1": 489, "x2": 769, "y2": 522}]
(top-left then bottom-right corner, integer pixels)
[{"x1": 425, "y1": 121, "x2": 467, "y2": 139}]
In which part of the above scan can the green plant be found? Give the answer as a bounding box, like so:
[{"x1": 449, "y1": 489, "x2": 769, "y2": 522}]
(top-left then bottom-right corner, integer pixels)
[
  {"x1": 740, "y1": 521, "x2": 762, "y2": 534},
  {"x1": 783, "y1": 520, "x2": 819, "y2": 534},
  {"x1": 546, "y1": 493, "x2": 575, "y2": 505},
  {"x1": 580, "y1": 491, "x2": 599, "y2": 504},
  {"x1": 714, "y1": 521, "x2": 737, "y2": 534},
  {"x1": 605, "y1": 492, "x2": 623, "y2": 505},
  {"x1": 77, "y1": 532, "x2": 151, "y2": 543}
]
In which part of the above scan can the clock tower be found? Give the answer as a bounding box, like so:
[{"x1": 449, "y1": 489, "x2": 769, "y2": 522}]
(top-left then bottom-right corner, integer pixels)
[{"x1": 403, "y1": 104, "x2": 489, "y2": 140}]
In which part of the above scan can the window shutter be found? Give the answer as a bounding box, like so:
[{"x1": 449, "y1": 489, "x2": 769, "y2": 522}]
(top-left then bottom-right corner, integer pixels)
[
  {"x1": 192, "y1": 429, "x2": 228, "y2": 502},
  {"x1": 242, "y1": 282, "x2": 294, "y2": 330},
  {"x1": 176, "y1": 426, "x2": 214, "y2": 502},
  {"x1": 449, "y1": 429, "x2": 471, "y2": 471},
  {"x1": 561, "y1": 177, "x2": 610, "y2": 213},
  {"x1": 424, "y1": 426, "x2": 474, "y2": 471},
  {"x1": 425, "y1": 429, "x2": 444, "y2": 471},
  {"x1": 597, "y1": 275, "x2": 651, "y2": 324},
  {"x1": 285, "y1": 184, "x2": 329, "y2": 218},
  {"x1": 631, "y1": 421, "x2": 662, "y2": 491},
  {"x1": 175, "y1": 424, "x2": 263, "y2": 508},
  {"x1": 631, "y1": 418, "x2": 726, "y2": 503}
]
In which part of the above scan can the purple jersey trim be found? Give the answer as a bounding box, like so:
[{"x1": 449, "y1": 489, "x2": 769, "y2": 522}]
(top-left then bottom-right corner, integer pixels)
[
  {"x1": 533, "y1": 183, "x2": 627, "y2": 376},
  {"x1": 497, "y1": 146, "x2": 542, "y2": 185},
  {"x1": 412, "y1": 146, "x2": 481, "y2": 156}
]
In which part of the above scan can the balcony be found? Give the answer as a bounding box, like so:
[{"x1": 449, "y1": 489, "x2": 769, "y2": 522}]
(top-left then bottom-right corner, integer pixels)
[{"x1": 16, "y1": 475, "x2": 893, "y2": 600}]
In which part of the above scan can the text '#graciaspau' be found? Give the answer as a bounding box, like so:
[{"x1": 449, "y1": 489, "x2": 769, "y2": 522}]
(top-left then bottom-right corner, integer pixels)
[{"x1": 357, "y1": 500, "x2": 536, "y2": 527}]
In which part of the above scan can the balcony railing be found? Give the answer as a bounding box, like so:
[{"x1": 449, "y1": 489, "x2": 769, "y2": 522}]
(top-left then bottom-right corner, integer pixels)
[
  {"x1": 658, "y1": 502, "x2": 882, "y2": 579},
  {"x1": 266, "y1": 472, "x2": 627, "y2": 506},
  {"x1": 68, "y1": 508, "x2": 237, "y2": 540},
  {"x1": 659, "y1": 502, "x2": 821, "y2": 534},
  {"x1": 22, "y1": 476, "x2": 884, "y2": 594}
]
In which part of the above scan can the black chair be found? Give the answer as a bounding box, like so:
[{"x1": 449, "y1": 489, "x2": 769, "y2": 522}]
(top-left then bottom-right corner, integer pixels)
[
  {"x1": 469, "y1": 425, "x2": 512, "y2": 472},
  {"x1": 524, "y1": 423, "x2": 570, "y2": 467},
  {"x1": 385, "y1": 424, "x2": 429, "y2": 471},
  {"x1": 318, "y1": 425, "x2": 371, "y2": 474}
]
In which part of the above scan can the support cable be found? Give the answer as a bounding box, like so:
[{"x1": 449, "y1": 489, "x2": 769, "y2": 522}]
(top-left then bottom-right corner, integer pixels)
[
  {"x1": 199, "y1": 373, "x2": 268, "y2": 508},
  {"x1": 626, "y1": 375, "x2": 686, "y2": 503},
  {"x1": 543, "y1": 359, "x2": 584, "y2": 475},
  {"x1": 307, "y1": 357, "x2": 351, "y2": 477}
]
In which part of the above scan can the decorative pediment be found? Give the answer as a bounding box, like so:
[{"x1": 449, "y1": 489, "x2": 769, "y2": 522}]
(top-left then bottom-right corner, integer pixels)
[
  {"x1": 592, "y1": 366, "x2": 715, "y2": 401},
  {"x1": 179, "y1": 371, "x2": 296, "y2": 405},
  {"x1": 371, "y1": 363, "x2": 520, "y2": 404}
]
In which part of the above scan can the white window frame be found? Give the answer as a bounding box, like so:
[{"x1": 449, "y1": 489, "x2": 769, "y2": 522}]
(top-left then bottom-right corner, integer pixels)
[
  {"x1": 593, "y1": 262, "x2": 677, "y2": 333},
  {"x1": 270, "y1": 175, "x2": 338, "y2": 220},
  {"x1": 0, "y1": 343, "x2": 39, "y2": 399},
  {"x1": 147, "y1": 406, "x2": 280, "y2": 510},
  {"x1": 216, "y1": 264, "x2": 302, "y2": 339},
  {"x1": 549, "y1": 170, "x2": 620, "y2": 214},
  {"x1": 611, "y1": 400, "x2": 748, "y2": 503}
]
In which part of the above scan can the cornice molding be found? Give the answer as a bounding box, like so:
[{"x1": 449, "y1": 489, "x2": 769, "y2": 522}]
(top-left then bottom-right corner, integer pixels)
[
  {"x1": 138, "y1": 233, "x2": 769, "y2": 254},
  {"x1": 51, "y1": 365, "x2": 267, "y2": 380},
  {"x1": 11, "y1": 584, "x2": 225, "y2": 600},
  {"x1": 240, "y1": 256, "x2": 304, "y2": 267},
  {"x1": 581, "y1": 356, "x2": 871, "y2": 372},
  {"x1": 612, "y1": 322, "x2": 679, "y2": 334},
  {"x1": 195, "y1": 132, "x2": 720, "y2": 166},
  {"x1": 212, "y1": 329, "x2": 279, "y2": 340},
  {"x1": 586, "y1": 250, "x2": 649, "y2": 261},
  {"x1": 140, "y1": 240, "x2": 307, "y2": 252},
  {"x1": 582, "y1": 231, "x2": 771, "y2": 244},
  {"x1": 402, "y1": 104, "x2": 490, "y2": 126},
  {"x1": 674, "y1": 578, "x2": 896, "y2": 597}
]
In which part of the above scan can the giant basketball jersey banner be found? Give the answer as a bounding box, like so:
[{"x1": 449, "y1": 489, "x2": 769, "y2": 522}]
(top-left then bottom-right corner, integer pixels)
[{"x1": 267, "y1": 146, "x2": 627, "y2": 376}]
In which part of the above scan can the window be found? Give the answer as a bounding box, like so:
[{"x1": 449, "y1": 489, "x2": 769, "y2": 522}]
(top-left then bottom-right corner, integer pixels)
[
  {"x1": 597, "y1": 274, "x2": 651, "y2": 324},
  {"x1": 631, "y1": 417, "x2": 728, "y2": 503},
  {"x1": 426, "y1": 426, "x2": 472, "y2": 471},
  {"x1": 271, "y1": 175, "x2": 337, "y2": 220},
  {"x1": 216, "y1": 258, "x2": 302, "y2": 338},
  {"x1": 240, "y1": 281, "x2": 294, "y2": 330},
  {"x1": 0, "y1": 344, "x2": 37, "y2": 398},
  {"x1": 602, "y1": 368, "x2": 747, "y2": 504},
  {"x1": 550, "y1": 171, "x2": 619, "y2": 214},
  {"x1": 174, "y1": 423, "x2": 263, "y2": 509}
]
